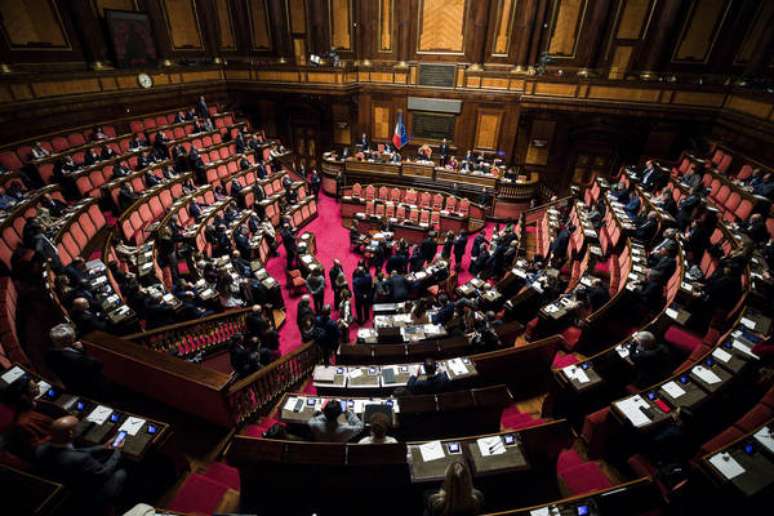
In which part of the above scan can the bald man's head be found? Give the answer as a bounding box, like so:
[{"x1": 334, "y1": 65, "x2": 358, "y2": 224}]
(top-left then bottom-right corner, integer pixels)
[{"x1": 50, "y1": 416, "x2": 79, "y2": 444}]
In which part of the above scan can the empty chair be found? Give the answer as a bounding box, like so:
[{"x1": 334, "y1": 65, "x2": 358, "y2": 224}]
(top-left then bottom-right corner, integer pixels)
[
  {"x1": 458, "y1": 198, "x2": 470, "y2": 217},
  {"x1": 365, "y1": 184, "x2": 376, "y2": 201},
  {"x1": 419, "y1": 209, "x2": 430, "y2": 227},
  {"x1": 405, "y1": 189, "x2": 418, "y2": 205},
  {"x1": 445, "y1": 196, "x2": 458, "y2": 212},
  {"x1": 365, "y1": 200, "x2": 375, "y2": 216},
  {"x1": 432, "y1": 193, "x2": 443, "y2": 210},
  {"x1": 375, "y1": 203, "x2": 385, "y2": 217},
  {"x1": 409, "y1": 207, "x2": 420, "y2": 224},
  {"x1": 396, "y1": 205, "x2": 407, "y2": 221},
  {"x1": 390, "y1": 187, "x2": 401, "y2": 203},
  {"x1": 419, "y1": 191, "x2": 431, "y2": 208},
  {"x1": 378, "y1": 186, "x2": 389, "y2": 200}
]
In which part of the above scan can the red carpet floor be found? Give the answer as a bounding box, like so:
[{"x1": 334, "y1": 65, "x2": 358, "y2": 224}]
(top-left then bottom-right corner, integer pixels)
[{"x1": 265, "y1": 193, "x2": 494, "y2": 356}]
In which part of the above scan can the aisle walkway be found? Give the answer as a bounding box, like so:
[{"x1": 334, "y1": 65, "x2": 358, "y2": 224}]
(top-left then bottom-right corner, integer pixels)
[{"x1": 265, "y1": 193, "x2": 492, "y2": 355}]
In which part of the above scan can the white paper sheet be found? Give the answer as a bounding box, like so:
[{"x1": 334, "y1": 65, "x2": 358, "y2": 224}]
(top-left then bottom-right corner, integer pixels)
[
  {"x1": 693, "y1": 365, "x2": 722, "y2": 385},
  {"x1": 732, "y1": 340, "x2": 760, "y2": 360},
  {"x1": 283, "y1": 397, "x2": 298, "y2": 412},
  {"x1": 740, "y1": 318, "x2": 757, "y2": 330},
  {"x1": 753, "y1": 427, "x2": 774, "y2": 454},
  {"x1": 418, "y1": 440, "x2": 445, "y2": 462},
  {"x1": 529, "y1": 509, "x2": 550, "y2": 516},
  {"x1": 665, "y1": 307, "x2": 680, "y2": 320},
  {"x1": 614, "y1": 395, "x2": 651, "y2": 427},
  {"x1": 86, "y1": 405, "x2": 113, "y2": 425},
  {"x1": 314, "y1": 366, "x2": 338, "y2": 382},
  {"x1": 348, "y1": 368, "x2": 364, "y2": 379},
  {"x1": 709, "y1": 452, "x2": 745, "y2": 480},
  {"x1": 447, "y1": 358, "x2": 468, "y2": 376},
  {"x1": 118, "y1": 416, "x2": 146, "y2": 436},
  {"x1": 712, "y1": 348, "x2": 733, "y2": 363},
  {"x1": 477, "y1": 436, "x2": 506, "y2": 457},
  {"x1": 1, "y1": 366, "x2": 25, "y2": 384},
  {"x1": 615, "y1": 345, "x2": 630, "y2": 359},
  {"x1": 660, "y1": 381, "x2": 686, "y2": 399},
  {"x1": 35, "y1": 381, "x2": 51, "y2": 398},
  {"x1": 563, "y1": 365, "x2": 590, "y2": 384}
]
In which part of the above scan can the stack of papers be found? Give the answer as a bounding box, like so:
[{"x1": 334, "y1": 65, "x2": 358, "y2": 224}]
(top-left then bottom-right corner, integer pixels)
[
  {"x1": 418, "y1": 440, "x2": 445, "y2": 462},
  {"x1": 1, "y1": 366, "x2": 25, "y2": 384},
  {"x1": 118, "y1": 417, "x2": 145, "y2": 436},
  {"x1": 693, "y1": 365, "x2": 722, "y2": 385},
  {"x1": 447, "y1": 358, "x2": 468, "y2": 376},
  {"x1": 563, "y1": 365, "x2": 590, "y2": 384},
  {"x1": 709, "y1": 452, "x2": 745, "y2": 480},
  {"x1": 740, "y1": 317, "x2": 757, "y2": 330},
  {"x1": 661, "y1": 381, "x2": 686, "y2": 399},
  {"x1": 313, "y1": 366, "x2": 338, "y2": 382},
  {"x1": 477, "y1": 436, "x2": 506, "y2": 457},
  {"x1": 711, "y1": 348, "x2": 733, "y2": 364},
  {"x1": 283, "y1": 397, "x2": 298, "y2": 411},
  {"x1": 732, "y1": 340, "x2": 759, "y2": 359},
  {"x1": 614, "y1": 395, "x2": 651, "y2": 427},
  {"x1": 348, "y1": 369, "x2": 364, "y2": 380},
  {"x1": 753, "y1": 427, "x2": 774, "y2": 454},
  {"x1": 615, "y1": 345, "x2": 630, "y2": 359},
  {"x1": 86, "y1": 405, "x2": 113, "y2": 425}
]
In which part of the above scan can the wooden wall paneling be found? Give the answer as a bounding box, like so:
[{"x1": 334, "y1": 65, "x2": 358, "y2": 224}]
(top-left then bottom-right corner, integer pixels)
[
  {"x1": 631, "y1": 0, "x2": 682, "y2": 73},
  {"x1": 161, "y1": 0, "x2": 205, "y2": 51},
  {"x1": 307, "y1": 0, "x2": 328, "y2": 55},
  {"x1": 332, "y1": 101, "x2": 352, "y2": 145},
  {"x1": 600, "y1": 0, "x2": 655, "y2": 75},
  {"x1": 329, "y1": 0, "x2": 352, "y2": 52},
  {"x1": 0, "y1": 0, "x2": 69, "y2": 49},
  {"x1": 528, "y1": 0, "x2": 551, "y2": 65},
  {"x1": 525, "y1": 118, "x2": 555, "y2": 166},
  {"x1": 492, "y1": 0, "x2": 517, "y2": 57},
  {"x1": 248, "y1": 0, "x2": 274, "y2": 52},
  {"x1": 467, "y1": 0, "x2": 491, "y2": 65},
  {"x1": 213, "y1": 0, "x2": 237, "y2": 50},
  {"x1": 94, "y1": 0, "x2": 137, "y2": 16},
  {"x1": 510, "y1": 0, "x2": 538, "y2": 68},
  {"x1": 372, "y1": 102, "x2": 392, "y2": 141},
  {"x1": 377, "y1": 0, "x2": 394, "y2": 56},
  {"x1": 608, "y1": 45, "x2": 633, "y2": 79},
  {"x1": 671, "y1": 0, "x2": 731, "y2": 64},
  {"x1": 286, "y1": 0, "x2": 308, "y2": 64},
  {"x1": 546, "y1": 0, "x2": 588, "y2": 58},
  {"x1": 416, "y1": 0, "x2": 467, "y2": 57},
  {"x1": 474, "y1": 108, "x2": 503, "y2": 150},
  {"x1": 733, "y1": 1, "x2": 774, "y2": 69}
]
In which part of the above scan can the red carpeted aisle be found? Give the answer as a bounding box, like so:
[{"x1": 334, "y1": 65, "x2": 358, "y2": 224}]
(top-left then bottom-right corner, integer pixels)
[{"x1": 265, "y1": 193, "x2": 493, "y2": 356}]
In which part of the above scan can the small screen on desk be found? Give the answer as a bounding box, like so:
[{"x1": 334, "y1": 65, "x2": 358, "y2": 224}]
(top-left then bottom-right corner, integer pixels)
[
  {"x1": 110, "y1": 413, "x2": 120, "y2": 423},
  {"x1": 447, "y1": 442, "x2": 461, "y2": 454},
  {"x1": 576, "y1": 504, "x2": 589, "y2": 516},
  {"x1": 45, "y1": 388, "x2": 57, "y2": 399},
  {"x1": 75, "y1": 401, "x2": 86, "y2": 412},
  {"x1": 147, "y1": 424, "x2": 158, "y2": 435},
  {"x1": 679, "y1": 375, "x2": 688, "y2": 384},
  {"x1": 647, "y1": 391, "x2": 656, "y2": 401}
]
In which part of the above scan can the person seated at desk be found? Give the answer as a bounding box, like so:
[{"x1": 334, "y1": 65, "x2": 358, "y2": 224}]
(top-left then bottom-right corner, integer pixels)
[
  {"x1": 36, "y1": 415, "x2": 127, "y2": 508},
  {"x1": 358, "y1": 412, "x2": 397, "y2": 444},
  {"x1": 690, "y1": 263, "x2": 742, "y2": 330},
  {"x1": 30, "y1": 141, "x2": 50, "y2": 160},
  {"x1": 100, "y1": 143, "x2": 116, "y2": 162},
  {"x1": 640, "y1": 160, "x2": 667, "y2": 192},
  {"x1": 738, "y1": 213, "x2": 768, "y2": 245},
  {"x1": 128, "y1": 134, "x2": 147, "y2": 150},
  {"x1": 118, "y1": 183, "x2": 139, "y2": 212},
  {"x1": 308, "y1": 399, "x2": 364, "y2": 442},
  {"x1": 548, "y1": 225, "x2": 574, "y2": 267},
  {"x1": 1, "y1": 376, "x2": 59, "y2": 457},
  {"x1": 654, "y1": 188, "x2": 677, "y2": 217},
  {"x1": 71, "y1": 297, "x2": 110, "y2": 335},
  {"x1": 630, "y1": 270, "x2": 666, "y2": 317},
  {"x1": 407, "y1": 358, "x2": 450, "y2": 395},
  {"x1": 425, "y1": 461, "x2": 484, "y2": 516},
  {"x1": 229, "y1": 333, "x2": 262, "y2": 378},
  {"x1": 144, "y1": 291, "x2": 177, "y2": 329},
  {"x1": 753, "y1": 172, "x2": 774, "y2": 200},
  {"x1": 389, "y1": 270, "x2": 409, "y2": 302},
  {"x1": 46, "y1": 323, "x2": 104, "y2": 398},
  {"x1": 634, "y1": 211, "x2": 659, "y2": 242},
  {"x1": 82, "y1": 147, "x2": 100, "y2": 167},
  {"x1": 231, "y1": 250, "x2": 252, "y2": 278},
  {"x1": 431, "y1": 295, "x2": 456, "y2": 326},
  {"x1": 675, "y1": 184, "x2": 705, "y2": 231},
  {"x1": 648, "y1": 242, "x2": 677, "y2": 279},
  {"x1": 628, "y1": 331, "x2": 670, "y2": 388}
]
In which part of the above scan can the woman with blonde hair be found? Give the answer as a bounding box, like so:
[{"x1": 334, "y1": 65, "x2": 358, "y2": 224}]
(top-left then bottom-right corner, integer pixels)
[{"x1": 425, "y1": 461, "x2": 483, "y2": 516}]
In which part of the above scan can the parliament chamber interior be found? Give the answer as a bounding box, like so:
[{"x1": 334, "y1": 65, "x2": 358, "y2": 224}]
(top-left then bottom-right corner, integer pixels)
[{"x1": 0, "y1": 1, "x2": 773, "y2": 515}]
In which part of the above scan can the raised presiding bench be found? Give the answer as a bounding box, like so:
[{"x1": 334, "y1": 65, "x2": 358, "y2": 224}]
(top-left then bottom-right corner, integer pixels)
[
  {"x1": 1, "y1": 364, "x2": 171, "y2": 461},
  {"x1": 311, "y1": 357, "x2": 477, "y2": 396},
  {"x1": 275, "y1": 384, "x2": 511, "y2": 441},
  {"x1": 226, "y1": 419, "x2": 572, "y2": 515}
]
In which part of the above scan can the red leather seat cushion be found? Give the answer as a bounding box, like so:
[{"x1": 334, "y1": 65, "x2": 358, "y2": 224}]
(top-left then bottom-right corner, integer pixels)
[{"x1": 664, "y1": 325, "x2": 703, "y2": 355}]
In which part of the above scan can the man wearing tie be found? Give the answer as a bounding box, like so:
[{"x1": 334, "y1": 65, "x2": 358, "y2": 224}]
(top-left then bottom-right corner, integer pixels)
[
  {"x1": 359, "y1": 132, "x2": 369, "y2": 151},
  {"x1": 439, "y1": 138, "x2": 450, "y2": 166}
]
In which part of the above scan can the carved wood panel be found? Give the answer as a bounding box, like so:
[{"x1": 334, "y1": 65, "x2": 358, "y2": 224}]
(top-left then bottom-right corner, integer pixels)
[
  {"x1": 161, "y1": 0, "x2": 204, "y2": 50},
  {"x1": 474, "y1": 109, "x2": 502, "y2": 150},
  {"x1": 0, "y1": 0, "x2": 69, "y2": 49},
  {"x1": 673, "y1": 0, "x2": 731, "y2": 63},
  {"x1": 247, "y1": 0, "x2": 272, "y2": 50},
  {"x1": 547, "y1": 0, "x2": 588, "y2": 57},
  {"x1": 214, "y1": 0, "x2": 236, "y2": 50},
  {"x1": 378, "y1": 0, "x2": 392, "y2": 52},
  {"x1": 373, "y1": 105, "x2": 392, "y2": 140},
  {"x1": 418, "y1": 0, "x2": 466, "y2": 54},
  {"x1": 94, "y1": 0, "x2": 137, "y2": 16},
  {"x1": 329, "y1": 0, "x2": 351, "y2": 50},
  {"x1": 492, "y1": 0, "x2": 517, "y2": 56}
]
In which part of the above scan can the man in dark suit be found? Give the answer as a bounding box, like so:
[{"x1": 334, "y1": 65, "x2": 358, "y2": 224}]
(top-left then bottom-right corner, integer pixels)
[
  {"x1": 229, "y1": 333, "x2": 261, "y2": 377},
  {"x1": 280, "y1": 224, "x2": 297, "y2": 267},
  {"x1": 144, "y1": 292, "x2": 177, "y2": 329},
  {"x1": 36, "y1": 416, "x2": 126, "y2": 506},
  {"x1": 314, "y1": 305, "x2": 340, "y2": 366},
  {"x1": 655, "y1": 188, "x2": 677, "y2": 217},
  {"x1": 388, "y1": 271, "x2": 409, "y2": 302},
  {"x1": 46, "y1": 323, "x2": 104, "y2": 398},
  {"x1": 231, "y1": 250, "x2": 253, "y2": 278},
  {"x1": 431, "y1": 295, "x2": 455, "y2": 326},
  {"x1": 634, "y1": 211, "x2": 659, "y2": 242},
  {"x1": 188, "y1": 200, "x2": 203, "y2": 222},
  {"x1": 640, "y1": 160, "x2": 666, "y2": 192},
  {"x1": 628, "y1": 331, "x2": 670, "y2": 388},
  {"x1": 71, "y1": 297, "x2": 109, "y2": 335},
  {"x1": 407, "y1": 358, "x2": 450, "y2": 395},
  {"x1": 739, "y1": 213, "x2": 768, "y2": 244},
  {"x1": 352, "y1": 267, "x2": 373, "y2": 324},
  {"x1": 648, "y1": 243, "x2": 677, "y2": 279},
  {"x1": 453, "y1": 231, "x2": 468, "y2": 271},
  {"x1": 634, "y1": 269, "x2": 666, "y2": 309},
  {"x1": 359, "y1": 132, "x2": 369, "y2": 150},
  {"x1": 420, "y1": 233, "x2": 437, "y2": 264},
  {"x1": 549, "y1": 225, "x2": 573, "y2": 265},
  {"x1": 439, "y1": 138, "x2": 450, "y2": 166}
]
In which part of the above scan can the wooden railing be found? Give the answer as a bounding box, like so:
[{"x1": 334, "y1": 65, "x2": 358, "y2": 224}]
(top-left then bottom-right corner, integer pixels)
[
  {"x1": 84, "y1": 327, "x2": 320, "y2": 427},
  {"x1": 127, "y1": 307, "x2": 252, "y2": 356},
  {"x1": 226, "y1": 341, "x2": 319, "y2": 425}
]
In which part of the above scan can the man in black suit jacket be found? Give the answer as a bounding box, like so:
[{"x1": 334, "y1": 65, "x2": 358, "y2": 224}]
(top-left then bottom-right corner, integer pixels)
[
  {"x1": 628, "y1": 331, "x2": 670, "y2": 388},
  {"x1": 648, "y1": 243, "x2": 677, "y2": 279},
  {"x1": 420, "y1": 233, "x2": 437, "y2": 263},
  {"x1": 352, "y1": 268, "x2": 373, "y2": 324},
  {"x1": 388, "y1": 271, "x2": 409, "y2": 302},
  {"x1": 36, "y1": 416, "x2": 126, "y2": 506},
  {"x1": 46, "y1": 324, "x2": 103, "y2": 398},
  {"x1": 71, "y1": 297, "x2": 110, "y2": 335},
  {"x1": 407, "y1": 358, "x2": 450, "y2": 395},
  {"x1": 439, "y1": 138, "x2": 450, "y2": 166},
  {"x1": 634, "y1": 211, "x2": 659, "y2": 242}
]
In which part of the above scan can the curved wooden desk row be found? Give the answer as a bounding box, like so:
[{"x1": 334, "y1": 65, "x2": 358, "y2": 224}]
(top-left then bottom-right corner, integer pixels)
[
  {"x1": 127, "y1": 105, "x2": 228, "y2": 134},
  {"x1": 0, "y1": 363, "x2": 171, "y2": 462},
  {"x1": 53, "y1": 198, "x2": 106, "y2": 268},
  {"x1": 285, "y1": 196, "x2": 319, "y2": 230},
  {"x1": 336, "y1": 320, "x2": 524, "y2": 365},
  {"x1": 1, "y1": 124, "x2": 119, "y2": 169},
  {"x1": 226, "y1": 419, "x2": 571, "y2": 514},
  {"x1": 117, "y1": 174, "x2": 193, "y2": 244},
  {"x1": 0, "y1": 184, "x2": 65, "y2": 269}
]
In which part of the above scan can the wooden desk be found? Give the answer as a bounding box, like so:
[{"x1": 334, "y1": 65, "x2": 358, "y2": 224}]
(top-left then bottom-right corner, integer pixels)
[{"x1": 657, "y1": 376, "x2": 708, "y2": 410}]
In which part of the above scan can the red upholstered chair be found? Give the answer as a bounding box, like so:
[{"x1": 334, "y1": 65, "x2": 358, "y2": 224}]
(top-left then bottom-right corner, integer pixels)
[
  {"x1": 736, "y1": 404, "x2": 774, "y2": 433},
  {"x1": 445, "y1": 196, "x2": 457, "y2": 212},
  {"x1": 560, "y1": 326, "x2": 583, "y2": 351},
  {"x1": 733, "y1": 199, "x2": 753, "y2": 222},
  {"x1": 365, "y1": 201, "x2": 375, "y2": 216},
  {"x1": 365, "y1": 184, "x2": 375, "y2": 201},
  {"x1": 713, "y1": 184, "x2": 731, "y2": 205},
  {"x1": 699, "y1": 427, "x2": 745, "y2": 456},
  {"x1": 409, "y1": 208, "x2": 420, "y2": 225},
  {"x1": 405, "y1": 189, "x2": 418, "y2": 205},
  {"x1": 717, "y1": 154, "x2": 732, "y2": 174},
  {"x1": 557, "y1": 461, "x2": 612, "y2": 497},
  {"x1": 736, "y1": 164, "x2": 752, "y2": 181},
  {"x1": 458, "y1": 198, "x2": 470, "y2": 217},
  {"x1": 430, "y1": 210, "x2": 440, "y2": 231},
  {"x1": 396, "y1": 205, "x2": 407, "y2": 221},
  {"x1": 286, "y1": 269, "x2": 306, "y2": 296},
  {"x1": 419, "y1": 191, "x2": 431, "y2": 208},
  {"x1": 432, "y1": 193, "x2": 443, "y2": 210},
  {"x1": 385, "y1": 203, "x2": 395, "y2": 220},
  {"x1": 419, "y1": 209, "x2": 430, "y2": 227},
  {"x1": 378, "y1": 186, "x2": 389, "y2": 200},
  {"x1": 390, "y1": 187, "x2": 401, "y2": 203},
  {"x1": 663, "y1": 325, "x2": 704, "y2": 355},
  {"x1": 580, "y1": 407, "x2": 614, "y2": 459},
  {"x1": 375, "y1": 203, "x2": 385, "y2": 217}
]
